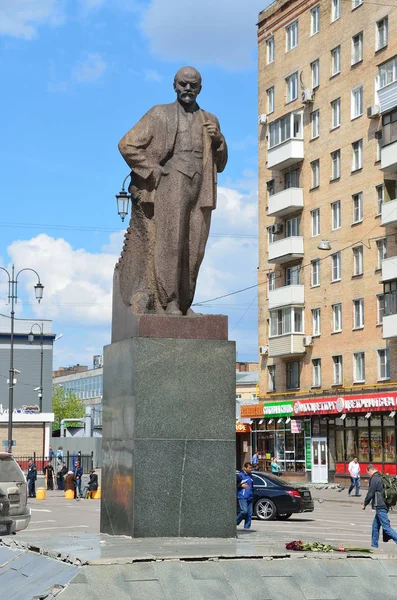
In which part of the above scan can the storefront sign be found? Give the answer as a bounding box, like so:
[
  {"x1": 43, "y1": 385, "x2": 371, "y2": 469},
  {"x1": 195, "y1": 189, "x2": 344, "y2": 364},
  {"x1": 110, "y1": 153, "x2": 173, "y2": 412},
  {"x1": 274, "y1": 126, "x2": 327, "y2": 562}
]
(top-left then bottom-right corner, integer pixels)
[
  {"x1": 291, "y1": 420, "x2": 302, "y2": 433},
  {"x1": 0, "y1": 404, "x2": 40, "y2": 415},
  {"x1": 263, "y1": 401, "x2": 294, "y2": 418},
  {"x1": 240, "y1": 404, "x2": 263, "y2": 418},
  {"x1": 236, "y1": 422, "x2": 251, "y2": 433},
  {"x1": 293, "y1": 392, "x2": 397, "y2": 417},
  {"x1": 305, "y1": 438, "x2": 312, "y2": 470}
]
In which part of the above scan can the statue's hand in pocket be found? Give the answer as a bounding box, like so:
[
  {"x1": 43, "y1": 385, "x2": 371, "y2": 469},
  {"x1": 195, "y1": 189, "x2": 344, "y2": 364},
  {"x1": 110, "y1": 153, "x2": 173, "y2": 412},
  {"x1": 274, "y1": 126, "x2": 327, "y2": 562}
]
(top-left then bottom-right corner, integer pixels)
[{"x1": 152, "y1": 166, "x2": 169, "y2": 187}]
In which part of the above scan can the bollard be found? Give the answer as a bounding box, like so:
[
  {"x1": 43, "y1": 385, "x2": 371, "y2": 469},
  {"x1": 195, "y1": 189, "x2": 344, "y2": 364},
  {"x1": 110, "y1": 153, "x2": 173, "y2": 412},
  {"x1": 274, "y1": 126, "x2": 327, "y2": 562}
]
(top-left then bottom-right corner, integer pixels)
[{"x1": 36, "y1": 488, "x2": 46, "y2": 500}]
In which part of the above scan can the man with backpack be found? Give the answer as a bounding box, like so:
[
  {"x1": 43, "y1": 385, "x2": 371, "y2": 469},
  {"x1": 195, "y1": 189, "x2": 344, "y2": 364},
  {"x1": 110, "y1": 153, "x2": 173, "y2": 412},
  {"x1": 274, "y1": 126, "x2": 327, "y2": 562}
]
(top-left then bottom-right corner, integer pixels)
[{"x1": 362, "y1": 465, "x2": 397, "y2": 548}]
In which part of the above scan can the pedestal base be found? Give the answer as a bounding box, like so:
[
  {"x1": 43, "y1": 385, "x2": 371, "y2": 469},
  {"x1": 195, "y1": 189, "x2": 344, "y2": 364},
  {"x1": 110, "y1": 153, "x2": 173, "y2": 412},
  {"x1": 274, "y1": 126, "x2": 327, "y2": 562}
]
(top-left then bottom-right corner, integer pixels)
[{"x1": 100, "y1": 334, "x2": 236, "y2": 538}]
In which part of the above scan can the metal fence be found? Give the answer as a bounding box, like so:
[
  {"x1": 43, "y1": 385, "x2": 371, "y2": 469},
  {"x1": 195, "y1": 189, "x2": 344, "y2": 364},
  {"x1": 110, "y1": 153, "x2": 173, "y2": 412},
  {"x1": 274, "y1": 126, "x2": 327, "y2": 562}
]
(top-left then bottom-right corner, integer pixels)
[{"x1": 13, "y1": 453, "x2": 94, "y2": 474}]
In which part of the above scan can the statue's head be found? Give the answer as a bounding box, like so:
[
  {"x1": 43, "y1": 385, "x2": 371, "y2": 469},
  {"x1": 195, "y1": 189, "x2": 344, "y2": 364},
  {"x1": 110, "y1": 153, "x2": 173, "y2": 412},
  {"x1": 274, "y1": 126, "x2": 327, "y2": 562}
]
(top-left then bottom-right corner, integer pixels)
[{"x1": 174, "y1": 66, "x2": 202, "y2": 106}]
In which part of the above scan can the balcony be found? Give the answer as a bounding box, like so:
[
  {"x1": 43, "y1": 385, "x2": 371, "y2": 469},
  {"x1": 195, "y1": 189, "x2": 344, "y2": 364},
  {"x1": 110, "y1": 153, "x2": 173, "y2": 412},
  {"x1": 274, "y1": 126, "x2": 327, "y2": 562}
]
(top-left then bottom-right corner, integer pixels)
[
  {"x1": 268, "y1": 334, "x2": 306, "y2": 357},
  {"x1": 268, "y1": 285, "x2": 304, "y2": 310},
  {"x1": 268, "y1": 139, "x2": 304, "y2": 170},
  {"x1": 381, "y1": 199, "x2": 397, "y2": 227},
  {"x1": 268, "y1": 236, "x2": 304, "y2": 264},
  {"x1": 383, "y1": 314, "x2": 397, "y2": 339},
  {"x1": 381, "y1": 256, "x2": 397, "y2": 282},
  {"x1": 268, "y1": 188, "x2": 304, "y2": 218},
  {"x1": 381, "y1": 142, "x2": 397, "y2": 172}
]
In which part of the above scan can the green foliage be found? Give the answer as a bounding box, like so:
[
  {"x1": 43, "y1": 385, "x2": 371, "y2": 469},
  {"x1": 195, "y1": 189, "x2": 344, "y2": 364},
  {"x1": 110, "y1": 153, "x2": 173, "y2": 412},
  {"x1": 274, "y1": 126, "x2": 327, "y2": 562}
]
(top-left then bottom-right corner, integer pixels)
[{"x1": 52, "y1": 386, "x2": 85, "y2": 431}]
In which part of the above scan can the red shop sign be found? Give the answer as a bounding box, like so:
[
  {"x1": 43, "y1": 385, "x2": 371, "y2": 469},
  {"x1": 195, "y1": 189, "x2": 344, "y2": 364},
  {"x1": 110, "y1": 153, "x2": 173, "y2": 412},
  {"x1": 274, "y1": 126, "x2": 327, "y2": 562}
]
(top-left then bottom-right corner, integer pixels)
[{"x1": 293, "y1": 392, "x2": 397, "y2": 417}]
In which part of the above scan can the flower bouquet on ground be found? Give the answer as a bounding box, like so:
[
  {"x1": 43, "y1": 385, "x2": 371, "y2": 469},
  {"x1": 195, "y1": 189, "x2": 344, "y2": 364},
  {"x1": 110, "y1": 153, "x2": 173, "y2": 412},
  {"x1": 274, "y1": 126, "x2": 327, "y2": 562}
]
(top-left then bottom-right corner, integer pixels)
[{"x1": 286, "y1": 540, "x2": 372, "y2": 553}]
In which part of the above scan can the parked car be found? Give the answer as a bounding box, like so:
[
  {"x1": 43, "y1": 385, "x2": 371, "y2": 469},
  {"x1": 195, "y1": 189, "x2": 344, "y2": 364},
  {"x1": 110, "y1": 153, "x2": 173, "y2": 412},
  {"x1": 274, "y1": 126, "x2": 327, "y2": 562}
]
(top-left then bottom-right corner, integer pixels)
[
  {"x1": 237, "y1": 470, "x2": 314, "y2": 521},
  {"x1": 0, "y1": 453, "x2": 31, "y2": 535}
]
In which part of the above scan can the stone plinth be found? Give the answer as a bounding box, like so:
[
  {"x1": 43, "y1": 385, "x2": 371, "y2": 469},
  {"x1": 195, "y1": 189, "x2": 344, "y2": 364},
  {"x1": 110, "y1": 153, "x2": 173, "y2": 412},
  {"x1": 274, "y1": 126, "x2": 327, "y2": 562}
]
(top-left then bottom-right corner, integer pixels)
[{"x1": 100, "y1": 321, "x2": 236, "y2": 538}]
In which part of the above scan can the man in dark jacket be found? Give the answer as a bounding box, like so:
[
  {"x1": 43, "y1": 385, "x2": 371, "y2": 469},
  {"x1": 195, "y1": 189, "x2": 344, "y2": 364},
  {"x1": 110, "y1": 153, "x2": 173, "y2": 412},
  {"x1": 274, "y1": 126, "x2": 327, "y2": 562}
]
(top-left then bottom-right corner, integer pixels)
[
  {"x1": 362, "y1": 465, "x2": 397, "y2": 548},
  {"x1": 74, "y1": 461, "x2": 83, "y2": 498},
  {"x1": 236, "y1": 462, "x2": 254, "y2": 530},
  {"x1": 27, "y1": 458, "x2": 37, "y2": 498}
]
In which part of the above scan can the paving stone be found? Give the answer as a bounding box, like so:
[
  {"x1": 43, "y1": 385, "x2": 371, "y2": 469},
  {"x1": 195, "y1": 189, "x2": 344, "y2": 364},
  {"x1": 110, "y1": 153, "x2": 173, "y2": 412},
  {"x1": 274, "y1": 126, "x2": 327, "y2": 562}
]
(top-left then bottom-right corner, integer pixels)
[
  {"x1": 124, "y1": 580, "x2": 167, "y2": 599},
  {"x1": 379, "y1": 559, "x2": 397, "y2": 576},
  {"x1": 118, "y1": 562, "x2": 158, "y2": 581},
  {"x1": 0, "y1": 546, "x2": 23, "y2": 567},
  {"x1": 254, "y1": 558, "x2": 296, "y2": 577},
  {"x1": 153, "y1": 561, "x2": 202, "y2": 600},
  {"x1": 348, "y1": 558, "x2": 397, "y2": 595},
  {"x1": 193, "y1": 578, "x2": 238, "y2": 600},
  {"x1": 260, "y1": 576, "x2": 307, "y2": 600},
  {"x1": 56, "y1": 583, "x2": 101, "y2": 599},
  {"x1": 326, "y1": 576, "x2": 394, "y2": 600},
  {"x1": 218, "y1": 560, "x2": 273, "y2": 599}
]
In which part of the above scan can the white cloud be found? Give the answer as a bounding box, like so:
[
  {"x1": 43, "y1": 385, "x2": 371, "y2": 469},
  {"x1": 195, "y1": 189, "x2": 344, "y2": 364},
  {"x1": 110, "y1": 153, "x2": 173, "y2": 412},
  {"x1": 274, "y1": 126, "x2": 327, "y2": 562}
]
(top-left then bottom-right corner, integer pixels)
[
  {"x1": 140, "y1": 0, "x2": 270, "y2": 69},
  {"x1": 0, "y1": 0, "x2": 64, "y2": 39},
  {"x1": 72, "y1": 52, "x2": 107, "y2": 83},
  {"x1": 144, "y1": 69, "x2": 163, "y2": 83}
]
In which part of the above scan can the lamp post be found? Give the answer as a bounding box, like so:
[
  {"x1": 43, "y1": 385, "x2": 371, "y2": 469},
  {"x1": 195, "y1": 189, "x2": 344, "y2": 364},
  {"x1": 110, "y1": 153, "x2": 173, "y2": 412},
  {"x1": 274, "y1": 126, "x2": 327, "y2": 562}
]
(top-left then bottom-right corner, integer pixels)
[
  {"x1": 28, "y1": 323, "x2": 44, "y2": 413},
  {"x1": 0, "y1": 265, "x2": 44, "y2": 453},
  {"x1": 115, "y1": 173, "x2": 132, "y2": 222}
]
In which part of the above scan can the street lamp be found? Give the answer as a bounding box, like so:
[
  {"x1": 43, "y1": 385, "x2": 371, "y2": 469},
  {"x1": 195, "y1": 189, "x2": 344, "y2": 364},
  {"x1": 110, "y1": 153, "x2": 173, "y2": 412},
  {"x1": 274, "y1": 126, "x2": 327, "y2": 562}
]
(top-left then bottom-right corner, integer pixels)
[
  {"x1": 28, "y1": 323, "x2": 44, "y2": 413},
  {"x1": 115, "y1": 173, "x2": 132, "y2": 222},
  {"x1": 0, "y1": 265, "x2": 44, "y2": 453}
]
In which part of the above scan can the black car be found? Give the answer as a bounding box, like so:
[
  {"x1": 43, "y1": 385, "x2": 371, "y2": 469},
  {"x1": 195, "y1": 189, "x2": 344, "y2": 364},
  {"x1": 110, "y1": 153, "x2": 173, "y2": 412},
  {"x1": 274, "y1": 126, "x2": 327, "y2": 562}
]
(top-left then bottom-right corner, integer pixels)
[{"x1": 237, "y1": 471, "x2": 314, "y2": 521}]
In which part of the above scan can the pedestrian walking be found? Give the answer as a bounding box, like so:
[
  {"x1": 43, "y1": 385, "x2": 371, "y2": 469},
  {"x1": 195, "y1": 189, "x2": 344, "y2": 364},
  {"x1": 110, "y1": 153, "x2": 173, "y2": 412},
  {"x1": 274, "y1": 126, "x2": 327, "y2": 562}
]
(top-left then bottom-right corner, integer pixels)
[
  {"x1": 48, "y1": 446, "x2": 55, "y2": 463},
  {"x1": 236, "y1": 462, "x2": 254, "y2": 530},
  {"x1": 56, "y1": 446, "x2": 64, "y2": 461},
  {"x1": 74, "y1": 461, "x2": 83, "y2": 498},
  {"x1": 362, "y1": 465, "x2": 397, "y2": 548},
  {"x1": 57, "y1": 461, "x2": 67, "y2": 490},
  {"x1": 271, "y1": 456, "x2": 282, "y2": 476},
  {"x1": 65, "y1": 471, "x2": 77, "y2": 499},
  {"x1": 43, "y1": 460, "x2": 55, "y2": 491},
  {"x1": 251, "y1": 451, "x2": 259, "y2": 469},
  {"x1": 348, "y1": 456, "x2": 361, "y2": 497},
  {"x1": 27, "y1": 458, "x2": 37, "y2": 498}
]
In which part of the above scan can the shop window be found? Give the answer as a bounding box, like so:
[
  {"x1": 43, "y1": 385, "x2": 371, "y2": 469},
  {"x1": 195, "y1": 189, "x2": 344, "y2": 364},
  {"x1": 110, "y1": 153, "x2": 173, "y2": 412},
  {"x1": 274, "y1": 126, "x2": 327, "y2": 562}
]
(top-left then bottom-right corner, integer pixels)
[
  {"x1": 383, "y1": 415, "x2": 396, "y2": 463},
  {"x1": 336, "y1": 429, "x2": 345, "y2": 461},
  {"x1": 357, "y1": 417, "x2": 370, "y2": 462},
  {"x1": 370, "y1": 416, "x2": 382, "y2": 463}
]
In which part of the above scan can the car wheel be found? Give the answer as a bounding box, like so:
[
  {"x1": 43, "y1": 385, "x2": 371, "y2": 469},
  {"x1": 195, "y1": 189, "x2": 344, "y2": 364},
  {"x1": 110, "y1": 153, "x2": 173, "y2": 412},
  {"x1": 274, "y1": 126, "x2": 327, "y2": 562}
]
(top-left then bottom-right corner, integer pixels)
[
  {"x1": 277, "y1": 513, "x2": 292, "y2": 520},
  {"x1": 254, "y1": 498, "x2": 277, "y2": 521}
]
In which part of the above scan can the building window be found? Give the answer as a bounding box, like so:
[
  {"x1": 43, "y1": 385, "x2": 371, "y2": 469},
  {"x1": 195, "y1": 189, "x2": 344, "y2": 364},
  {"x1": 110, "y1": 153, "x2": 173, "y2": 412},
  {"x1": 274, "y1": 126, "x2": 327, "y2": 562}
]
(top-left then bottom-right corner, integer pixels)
[
  {"x1": 312, "y1": 358, "x2": 321, "y2": 387},
  {"x1": 354, "y1": 352, "x2": 365, "y2": 382},
  {"x1": 332, "y1": 200, "x2": 341, "y2": 230},
  {"x1": 332, "y1": 0, "x2": 341, "y2": 21},
  {"x1": 269, "y1": 112, "x2": 302, "y2": 148},
  {"x1": 351, "y1": 86, "x2": 363, "y2": 119},
  {"x1": 311, "y1": 259, "x2": 320, "y2": 287},
  {"x1": 270, "y1": 307, "x2": 304, "y2": 336},
  {"x1": 311, "y1": 109, "x2": 320, "y2": 139},
  {"x1": 333, "y1": 303, "x2": 342, "y2": 332},
  {"x1": 378, "y1": 57, "x2": 397, "y2": 90},
  {"x1": 352, "y1": 0, "x2": 363, "y2": 8},
  {"x1": 286, "y1": 361, "x2": 300, "y2": 389},
  {"x1": 333, "y1": 355, "x2": 343, "y2": 384},
  {"x1": 332, "y1": 252, "x2": 341, "y2": 281},
  {"x1": 353, "y1": 246, "x2": 364, "y2": 276},
  {"x1": 352, "y1": 140, "x2": 363, "y2": 171},
  {"x1": 352, "y1": 32, "x2": 363, "y2": 65},
  {"x1": 311, "y1": 59, "x2": 320, "y2": 89},
  {"x1": 286, "y1": 72, "x2": 298, "y2": 102},
  {"x1": 331, "y1": 149, "x2": 341, "y2": 180},
  {"x1": 268, "y1": 226, "x2": 275, "y2": 244},
  {"x1": 353, "y1": 298, "x2": 364, "y2": 328},
  {"x1": 376, "y1": 17, "x2": 388, "y2": 50},
  {"x1": 382, "y1": 109, "x2": 397, "y2": 146},
  {"x1": 267, "y1": 179, "x2": 275, "y2": 196},
  {"x1": 268, "y1": 365, "x2": 276, "y2": 392},
  {"x1": 378, "y1": 349, "x2": 390, "y2": 380},
  {"x1": 267, "y1": 37, "x2": 275, "y2": 64},
  {"x1": 384, "y1": 280, "x2": 397, "y2": 316},
  {"x1": 267, "y1": 86, "x2": 274, "y2": 114},
  {"x1": 312, "y1": 308, "x2": 321, "y2": 336},
  {"x1": 377, "y1": 239, "x2": 388, "y2": 269},
  {"x1": 311, "y1": 5, "x2": 320, "y2": 35},
  {"x1": 311, "y1": 208, "x2": 320, "y2": 237},
  {"x1": 286, "y1": 216, "x2": 300, "y2": 237},
  {"x1": 286, "y1": 20, "x2": 298, "y2": 51},
  {"x1": 331, "y1": 98, "x2": 341, "y2": 128},
  {"x1": 378, "y1": 294, "x2": 386, "y2": 323},
  {"x1": 377, "y1": 137, "x2": 382, "y2": 162},
  {"x1": 331, "y1": 46, "x2": 341, "y2": 76},
  {"x1": 352, "y1": 192, "x2": 363, "y2": 223},
  {"x1": 311, "y1": 159, "x2": 320, "y2": 188},
  {"x1": 376, "y1": 184, "x2": 384, "y2": 215},
  {"x1": 285, "y1": 265, "x2": 301, "y2": 285},
  {"x1": 284, "y1": 169, "x2": 300, "y2": 189},
  {"x1": 268, "y1": 271, "x2": 276, "y2": 292}
]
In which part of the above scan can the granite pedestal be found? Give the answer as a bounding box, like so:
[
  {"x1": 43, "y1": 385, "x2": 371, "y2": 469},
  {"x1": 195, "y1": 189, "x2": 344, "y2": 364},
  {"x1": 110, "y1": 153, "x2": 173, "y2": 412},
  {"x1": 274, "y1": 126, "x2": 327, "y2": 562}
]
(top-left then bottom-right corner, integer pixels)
[{"x1": 100, "y1": 316, "x2": 236, "y2": 538}]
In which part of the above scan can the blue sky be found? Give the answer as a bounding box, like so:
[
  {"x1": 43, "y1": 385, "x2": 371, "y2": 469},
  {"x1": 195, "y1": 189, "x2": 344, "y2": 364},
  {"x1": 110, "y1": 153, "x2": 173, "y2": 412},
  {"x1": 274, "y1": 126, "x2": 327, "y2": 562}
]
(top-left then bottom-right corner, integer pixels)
[{"x1": 0, "y1": 0, "x2": 268, "y2": 367}]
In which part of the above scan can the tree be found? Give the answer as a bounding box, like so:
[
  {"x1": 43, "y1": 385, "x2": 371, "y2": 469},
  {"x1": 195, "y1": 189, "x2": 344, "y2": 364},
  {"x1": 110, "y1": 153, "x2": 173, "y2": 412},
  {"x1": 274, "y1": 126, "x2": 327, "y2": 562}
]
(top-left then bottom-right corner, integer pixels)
[{"x1": 52, "y1": 386, "x2": 85, "y2": 432}]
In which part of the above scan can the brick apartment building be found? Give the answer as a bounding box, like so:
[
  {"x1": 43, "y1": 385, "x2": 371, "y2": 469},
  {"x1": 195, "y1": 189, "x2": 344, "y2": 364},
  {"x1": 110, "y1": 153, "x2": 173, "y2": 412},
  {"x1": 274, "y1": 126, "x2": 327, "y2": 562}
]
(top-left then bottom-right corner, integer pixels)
[{"x1": 242, "y1": 0, "x2": 397, "y2": 482}]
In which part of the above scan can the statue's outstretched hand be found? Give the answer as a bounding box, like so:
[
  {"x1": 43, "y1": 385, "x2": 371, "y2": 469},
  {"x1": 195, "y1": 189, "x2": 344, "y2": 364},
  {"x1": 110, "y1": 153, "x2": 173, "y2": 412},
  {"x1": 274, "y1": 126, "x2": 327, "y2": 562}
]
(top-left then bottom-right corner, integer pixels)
[{"x1": 203, "y1": 122, "x2": 223, "y2": 147}]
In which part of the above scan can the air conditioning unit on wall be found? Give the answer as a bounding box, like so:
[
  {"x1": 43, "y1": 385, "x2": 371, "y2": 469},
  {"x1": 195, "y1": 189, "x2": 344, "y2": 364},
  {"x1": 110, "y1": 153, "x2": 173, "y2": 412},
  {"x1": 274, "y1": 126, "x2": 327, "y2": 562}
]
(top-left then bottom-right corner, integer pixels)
[
  {"x1": 259, "y1": 345, "x2": 268, "y2": 356},
  {"x1": 367, "y1": 105, "x2": 380, "y2": 119},
  {"x1": 270, "y1": 223, "x2": 283, "y2": 235},
  {"x1": 258, "y1": 113, "x2": 268, "y2": 125},
  {"x1": 303, "y1": 336, "x2": 313, "y2": 347},
  {"x1": 301, "y1": 89, "x2": 314, "y2": 103}
]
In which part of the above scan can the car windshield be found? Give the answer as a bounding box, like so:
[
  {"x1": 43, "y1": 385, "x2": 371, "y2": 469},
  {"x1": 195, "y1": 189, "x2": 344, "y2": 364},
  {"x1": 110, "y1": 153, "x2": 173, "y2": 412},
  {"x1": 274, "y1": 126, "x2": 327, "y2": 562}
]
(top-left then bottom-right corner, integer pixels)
[{"x1": 0, "y1": 457, "x2": 25, "y2": 482}]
